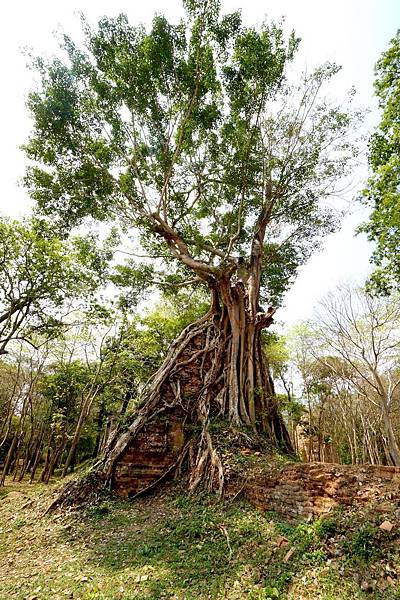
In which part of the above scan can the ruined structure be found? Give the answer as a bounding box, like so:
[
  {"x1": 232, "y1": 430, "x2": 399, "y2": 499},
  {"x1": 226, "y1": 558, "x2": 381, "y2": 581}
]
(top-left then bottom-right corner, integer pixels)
[
  {"x1": 112, "y1": 413, "x2": 400, "y2": 522},
  {"x1": 113, "y1": 414, "x2": 185, "y2": 498},
  {"x1": 241, "y1": 462, "x2": 400, "y2": 521}
]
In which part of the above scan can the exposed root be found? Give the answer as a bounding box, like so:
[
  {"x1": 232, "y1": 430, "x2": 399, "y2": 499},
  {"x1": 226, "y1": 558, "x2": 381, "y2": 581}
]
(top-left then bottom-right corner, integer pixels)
[
  {"x1": 43, "y1": 469, "x2": 108, "y2": 514},
  {"x1": 48, "y1": 289, "x2": 292, "y2": 511},
  {"x1": 128, "y1": 440, "x2": 193, "y2": 501},
  {"x1": 188, "y1": 427, "x2": 225, "y2": 497}
]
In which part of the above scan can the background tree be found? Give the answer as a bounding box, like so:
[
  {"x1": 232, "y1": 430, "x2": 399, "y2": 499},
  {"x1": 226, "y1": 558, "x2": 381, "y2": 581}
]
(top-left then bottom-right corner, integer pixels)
[
  {"x1": 0, "y1": 294, "x2": 210, "y2": 486},
  {"x1": 0, "y1": 215, "x2": 113, "y2": 355},
  {"x1": 24, "y1": 0, "x2": 359, "y2": 494},
  {"x1": 264, "y1": 333, "x2": 305, "y2": 455},
  {"x1": 0, "y1": 344, "x2": 49, "y2": 486},
  {"x1": 311, "y1": 285, "x2": 400, "y2": 465},
  {"x1": 360, "y1": 30, "x2": 400, "y2": 294},
  {"x1": 284, "y1": 313, "x2": 400, "y2": 466},
  {"x1": 0, "y1": 355, "x2": 25, "y2": 466}
]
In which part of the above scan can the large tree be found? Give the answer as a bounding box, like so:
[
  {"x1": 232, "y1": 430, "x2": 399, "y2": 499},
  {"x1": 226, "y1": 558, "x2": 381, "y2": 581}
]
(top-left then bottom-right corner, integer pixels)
[
  {"x1": 360, "y1": 30, "x2": 400, "y2": 294},
  {"x1": 24, "y1": 1, "x2": 358, "y2": 494}
]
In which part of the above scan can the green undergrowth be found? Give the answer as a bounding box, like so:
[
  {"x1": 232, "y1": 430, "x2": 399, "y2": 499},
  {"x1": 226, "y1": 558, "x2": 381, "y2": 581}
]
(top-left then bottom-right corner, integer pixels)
[{"x1": 0, "y1": 477, "x2": 399, "y2": 599}]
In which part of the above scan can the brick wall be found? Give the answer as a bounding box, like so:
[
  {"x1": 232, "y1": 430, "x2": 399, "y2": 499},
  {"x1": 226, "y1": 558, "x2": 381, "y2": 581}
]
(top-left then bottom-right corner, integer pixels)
[
  {"x1": 242, "y1": 462, "x2": 400, "y2": 521},
  {"x1": 113, "y1": 332, "x2": 208, "y2": 499},
  {"x1": 113, "y1": 416, "x2": 184, "y2": 498}
]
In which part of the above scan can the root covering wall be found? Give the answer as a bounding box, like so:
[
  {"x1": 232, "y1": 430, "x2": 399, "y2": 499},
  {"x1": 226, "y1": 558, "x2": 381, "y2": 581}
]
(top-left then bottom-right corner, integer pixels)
[
  {"x1": 113, "y1": 416, "x2": 184, "y2": 498},
  {"x1": 112, "y1": 382, "x2": 399, "y2": 515}
]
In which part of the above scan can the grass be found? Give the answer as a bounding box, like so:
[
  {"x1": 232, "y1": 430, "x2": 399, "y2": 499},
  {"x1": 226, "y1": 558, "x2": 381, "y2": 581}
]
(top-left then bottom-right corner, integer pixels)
[{"x1": 0, "y1": 476, "x2": 399, "y2": 599}]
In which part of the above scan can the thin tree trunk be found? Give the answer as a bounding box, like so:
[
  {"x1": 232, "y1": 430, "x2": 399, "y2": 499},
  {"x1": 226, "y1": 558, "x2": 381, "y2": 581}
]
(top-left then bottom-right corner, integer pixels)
[
  {"x1": 93, "y1": 400, "x2": 106, "y2": 459},
  {"x1": 0, "y1": 433, "x2": 18, "y2": 486},
  {"x1": 40, "y1": 445, "x2": 52, "y2": 482},
  {"x1": 120, "y1": 381, "x2": 136, "y2": 418},
  {"x1": 62, "y1": 397, "x2": 91, "y2": 477},
  {"x1": 18, "y1": 427, "x2": 35, "y2": 481},
  {"x1": 30, "y1": 431, "x2": 45, "y2": 483},
  {"x1": 381, "y1": 405, "x2": 400, "y2": 466},
  {"x1": 44, "y1": 435, "x2": 67, "y2": 483}
]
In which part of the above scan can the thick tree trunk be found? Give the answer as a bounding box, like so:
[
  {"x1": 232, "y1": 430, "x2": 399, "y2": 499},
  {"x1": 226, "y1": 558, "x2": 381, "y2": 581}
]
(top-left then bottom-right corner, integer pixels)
[{"x1": 52, "y1": 282, "x2": 292, "y2": 508}]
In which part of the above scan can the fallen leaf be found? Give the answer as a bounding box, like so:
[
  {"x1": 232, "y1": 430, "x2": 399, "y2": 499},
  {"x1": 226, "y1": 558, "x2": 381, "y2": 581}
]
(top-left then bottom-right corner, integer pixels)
[
  {"x1": 379, "y1": 521, "x2": 394, "y2": 532},
  {"x1": 276, "y1": 536, "x2": 289, "y2": 548},
  {"x1": 284, "y1": 547, "x2": 295, "y2": 562}
]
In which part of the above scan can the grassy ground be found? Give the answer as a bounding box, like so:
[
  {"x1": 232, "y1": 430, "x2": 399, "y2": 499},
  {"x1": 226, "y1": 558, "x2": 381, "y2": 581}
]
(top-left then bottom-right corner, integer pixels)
[{"x1": 0, "y1": 476, "x2": 399, "y2": 600}]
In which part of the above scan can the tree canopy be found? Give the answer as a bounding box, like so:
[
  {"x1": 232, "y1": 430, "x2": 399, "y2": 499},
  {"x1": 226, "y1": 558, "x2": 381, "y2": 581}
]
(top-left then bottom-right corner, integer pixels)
[
  {"x1": 0, "y1": 216, "x2": 112, "y2": 355},
  {"x1": 18, "y1": 0, "x2": 364, "y2": 498},
  {"x1": 361, "y1": 30, "x2": 400, "y2": 294},
  {"x1": 24, "y1": 0, "x2": 359, "y2": 308}
]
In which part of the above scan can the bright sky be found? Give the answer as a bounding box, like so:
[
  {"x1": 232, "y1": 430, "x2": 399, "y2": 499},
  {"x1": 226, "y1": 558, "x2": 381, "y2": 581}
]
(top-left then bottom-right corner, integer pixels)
[{"x1": 1, "y1": 0, "x2": 399, "y2": 326}]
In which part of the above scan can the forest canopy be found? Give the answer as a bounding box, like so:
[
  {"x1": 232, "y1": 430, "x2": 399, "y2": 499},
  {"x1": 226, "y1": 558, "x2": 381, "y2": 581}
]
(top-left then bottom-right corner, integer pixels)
[{"x1": 0, "y1": 216, "x2": 114, "y2": 356}]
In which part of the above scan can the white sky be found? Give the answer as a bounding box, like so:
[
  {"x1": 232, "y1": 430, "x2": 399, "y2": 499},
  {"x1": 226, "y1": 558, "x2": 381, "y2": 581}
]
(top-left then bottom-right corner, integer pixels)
[{"x1": 1, "y1": 0, "x2": 399, "y2": 326}]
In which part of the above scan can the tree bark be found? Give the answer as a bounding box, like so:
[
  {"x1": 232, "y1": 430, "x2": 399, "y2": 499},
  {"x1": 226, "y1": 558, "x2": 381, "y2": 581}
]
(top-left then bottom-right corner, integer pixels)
[{"x1": 61, "y1": 389, "x2": 99, "y2": 477}]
